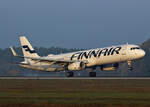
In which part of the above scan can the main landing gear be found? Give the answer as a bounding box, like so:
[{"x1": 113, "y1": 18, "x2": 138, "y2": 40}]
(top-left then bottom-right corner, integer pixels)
[
  {"x1": 65, "y1": 71, "x2": 97, "y2": 77},
  {"x1": 127, "y1": 61, "x2": 133, "y2": 70},
  {"x1": 89, "y1": 72, "x2": 96, "y2": 77},
  {"x1": 66, "y1": 71, "x2": 74, "y2": 77}
]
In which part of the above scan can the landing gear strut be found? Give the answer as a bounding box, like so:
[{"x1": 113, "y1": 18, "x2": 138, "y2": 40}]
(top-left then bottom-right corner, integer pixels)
[
  {"x1": 66, "y1": 72, "x2": 74, "y2": 77},
  {"x1": 89, "y1": 72, "x2": 96, "y2": 77},
  {"x1": 127, "y1": 61, "x2": 133, "y2": 70}
]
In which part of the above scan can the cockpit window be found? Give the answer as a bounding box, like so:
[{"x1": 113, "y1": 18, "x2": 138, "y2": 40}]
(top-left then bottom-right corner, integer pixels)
[{"x1": 130, "y1": 47, "x2": 140, "y2": 50}]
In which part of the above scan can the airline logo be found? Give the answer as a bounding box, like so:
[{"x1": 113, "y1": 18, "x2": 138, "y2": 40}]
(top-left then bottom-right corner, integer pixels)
[
  {"x1": 71, "y1": 47, "x2": 122, "y2": 60},
  {"x1": 22, "y1": 45, "x2": 36, "y2": 53}
]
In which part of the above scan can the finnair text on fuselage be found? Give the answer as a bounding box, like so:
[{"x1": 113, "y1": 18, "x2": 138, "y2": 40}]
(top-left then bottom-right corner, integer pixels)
[{"x1": 71, "y1": 47, "x2": 121, "y2": 60}]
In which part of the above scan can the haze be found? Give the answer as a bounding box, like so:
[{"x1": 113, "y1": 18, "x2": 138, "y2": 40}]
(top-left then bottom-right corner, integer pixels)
[{"x1": 0, "y1": 0, "x2": 150, "y2": 49}]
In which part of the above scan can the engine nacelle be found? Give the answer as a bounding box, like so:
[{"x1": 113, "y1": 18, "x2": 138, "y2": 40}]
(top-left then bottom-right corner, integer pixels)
[
  {"x1": 68, "y1": 62, "x2": 86, "y2": 71},
  {"x1": 101, "y1": 67, "x2": 117, "y2": 71},
  {"x1": 101, "y1": 63, "x2": 119, "y2": 71}
]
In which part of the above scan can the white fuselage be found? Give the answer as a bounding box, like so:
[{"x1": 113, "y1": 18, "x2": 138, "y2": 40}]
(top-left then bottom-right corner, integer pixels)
[
  {"x1": 21, "y1": 44, "x2": 145, "y2": 71},
  {"x1": 49, "y1": 44, "x2": 145, "y2": 66}
]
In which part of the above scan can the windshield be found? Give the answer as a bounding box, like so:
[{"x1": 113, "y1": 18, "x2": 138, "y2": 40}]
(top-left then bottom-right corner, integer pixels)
[{"x1": 130, "y1": 47, "x2": 140, "y2": 50}]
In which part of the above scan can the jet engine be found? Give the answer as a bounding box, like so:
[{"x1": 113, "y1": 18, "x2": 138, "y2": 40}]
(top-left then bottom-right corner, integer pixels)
[
  {"x1": 101, "y1": 63, "x2": 119, "y2": 71},
  {"x1": 68, "y1": 62, "x2": 86, "y2": 71}
]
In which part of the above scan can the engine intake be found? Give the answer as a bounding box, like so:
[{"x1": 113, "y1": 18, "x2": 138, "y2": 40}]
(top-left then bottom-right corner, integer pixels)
[{"x1": 68, "y1": 62, "x2": 86, "y2": 71}]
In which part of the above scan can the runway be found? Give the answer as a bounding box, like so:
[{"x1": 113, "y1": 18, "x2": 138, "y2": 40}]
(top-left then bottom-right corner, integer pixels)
[{"x1": 0, "y1": 77, "x2": 150, "y2": 79}]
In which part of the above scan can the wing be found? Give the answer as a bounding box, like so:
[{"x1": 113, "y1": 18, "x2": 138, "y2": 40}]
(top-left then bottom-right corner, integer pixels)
[{"x1": 10, "y1": 47, "x2": 88, "y2": 66}]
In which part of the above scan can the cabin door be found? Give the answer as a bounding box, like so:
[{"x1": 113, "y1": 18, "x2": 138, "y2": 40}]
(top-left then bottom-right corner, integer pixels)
[{"x1": 122, "y1": 45, "x2": 127, "y2": 55}]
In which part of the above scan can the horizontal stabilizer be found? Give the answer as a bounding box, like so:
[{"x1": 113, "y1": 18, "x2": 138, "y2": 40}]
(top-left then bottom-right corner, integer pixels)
[{"x1": 10, "y1": 47, "x2": 18, "y2": 56}]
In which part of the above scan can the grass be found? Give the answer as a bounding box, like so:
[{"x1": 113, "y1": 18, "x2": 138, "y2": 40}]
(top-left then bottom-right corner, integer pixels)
[{"x1": 0, "y1": 79, "x2": 150, "y2": 107}]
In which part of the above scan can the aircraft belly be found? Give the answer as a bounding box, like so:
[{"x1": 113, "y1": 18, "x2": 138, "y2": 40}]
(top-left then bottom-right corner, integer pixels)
[{"x1": 102, "y1": 55, "x2": 125, "y2": 64}]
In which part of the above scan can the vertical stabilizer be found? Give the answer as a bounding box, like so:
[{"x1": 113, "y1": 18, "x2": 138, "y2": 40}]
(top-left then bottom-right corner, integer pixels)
[{"x1": 20, "y1": 36, "x2": 39, "y2": 62}]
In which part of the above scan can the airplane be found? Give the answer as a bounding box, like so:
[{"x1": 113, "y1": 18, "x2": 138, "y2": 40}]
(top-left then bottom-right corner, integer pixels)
[{"x1": 10, "y1": 36, "x2": 146, "y2": 77}]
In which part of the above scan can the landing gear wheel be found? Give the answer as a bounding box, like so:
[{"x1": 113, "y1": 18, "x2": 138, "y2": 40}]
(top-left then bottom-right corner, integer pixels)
[
  {"x1": 128, "y1": 66, "x2": 133, "y2": 71},
  {"x1": 89, "y1": 72, "x2": 96, "y2": 77},
  {"x1": 127, "y1": 61, "x2": 133, "y2": 71},
  {"x1": 66, "y1": 72, "x2": 74, "y2": 77}
]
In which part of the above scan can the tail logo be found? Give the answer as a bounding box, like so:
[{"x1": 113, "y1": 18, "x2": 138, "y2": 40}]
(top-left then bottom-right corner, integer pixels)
[{"x1": 22, "y1": 45, "x2": 36, "y2": 53}]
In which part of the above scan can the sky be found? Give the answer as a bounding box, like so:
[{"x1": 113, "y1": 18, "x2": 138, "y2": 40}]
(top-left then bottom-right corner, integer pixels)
[{"x1": 0, "y1": 0, "x2": 150, "y2": 49}]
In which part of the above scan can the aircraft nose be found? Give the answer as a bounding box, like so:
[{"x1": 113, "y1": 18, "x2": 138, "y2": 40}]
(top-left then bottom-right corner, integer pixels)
[{"x1": 139, "y1": 50, "x2": 145, "y2": 58}]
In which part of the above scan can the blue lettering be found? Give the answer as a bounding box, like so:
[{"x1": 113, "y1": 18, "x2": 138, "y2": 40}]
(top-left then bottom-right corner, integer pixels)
[
  {"x1": 89, "y1": 50, "x2": 98, "y2": 58},
  {"x1": 71, "y1": 52, "x2": 80, "y2": 60},
  {"x1": 98, "y1": 48, "x2": 108, "y2": 57},
  {"x1": 111, "y1": 47, "x2": 121, "y2": 55},
  {"x1": 81, "y1": 52, "x2": 89, "y2": 59},
  {"x1": 70, "y1": 46, "x2": 122, "y2": 60},
  {"x1": 107, "y1": 48, "x2": 113, "y2": 56}
]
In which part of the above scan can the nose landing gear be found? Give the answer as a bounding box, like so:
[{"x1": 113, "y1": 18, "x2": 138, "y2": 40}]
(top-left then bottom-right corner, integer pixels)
[{"x1": 127, "y1": 61, "x2": 133, "y2": 70}]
